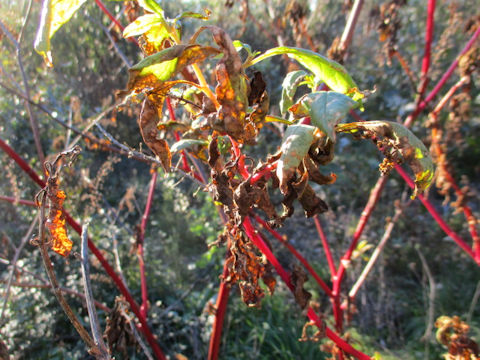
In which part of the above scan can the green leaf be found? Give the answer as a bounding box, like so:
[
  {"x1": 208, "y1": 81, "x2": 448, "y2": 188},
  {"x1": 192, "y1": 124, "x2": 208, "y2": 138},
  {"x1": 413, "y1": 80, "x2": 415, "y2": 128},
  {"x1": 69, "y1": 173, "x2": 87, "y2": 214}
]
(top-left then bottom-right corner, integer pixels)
[
  {"x1": 279, "y1": 70, "x2": 308, "y2": 116},
  {"x1": 34, "y1": 0, "x2": 87, "y2": 67},
  {"x1": 289, "y1": 91, "x2": 358, "y2": 142},
  {"x1": 337, "y1": 121, "x2": 435, "y2": 198},
  {"x1": 175, "y1": 9, "x2": 211, "y2": 21},
  {"x1": 138, "y1": 0, "x2": 164, "y2": 16},
  {"x1": 123, "y1": 14, "x2": 164, "y2": 38},
  {"x1": 249, "y1": 46, "x2": 364, "y2": 102},
  {"x1": 126, "y1": 44, "x2": 220, "y2": 92},
  {"x1": 277, "y1": 124, "x2": 320, "y2": 192},
  {"x1": 170, "y1": 139, "x2": 208, "y2": 153}
]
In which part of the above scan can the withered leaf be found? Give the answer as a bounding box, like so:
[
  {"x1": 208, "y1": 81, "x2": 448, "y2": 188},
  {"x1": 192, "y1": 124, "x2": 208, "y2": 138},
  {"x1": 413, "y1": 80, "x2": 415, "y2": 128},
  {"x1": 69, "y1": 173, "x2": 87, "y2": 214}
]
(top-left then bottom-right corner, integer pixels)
[
  {"x1": 291, "y1": 171, "x2": 328, "y2": 217},
  {"x1": 248, "y1": 71, "x2": 267, "y2": 105},
  {"x1": 127, "y1": 44, "x2": 220, "y2": 93},
  {"x1": 105, "y1": 297, "x2": 138, "y2": 358},
  {"x1": 39, "y1": 147, "x2": 81, "y2": 257},
  {"x1": 208, "y1": 136, "x2": 220, "y2": 168},
  {"x1": 277, "y1": 124, "x2": 320, "y2": 193},
  {"x1": 224, "y1": 233, "x2": 269, "y2": 307},
  {"x1": 303, "y1": 156, "x2": 336, "y2": 185},
  {"x1": 233, "y1": 180, "x2": 279, "y2": 222},
  {"x1": 139, "y1": 98, "x2": 171, "y2": 172},
  {"x1": 337, "y1": 121, "x2": 434, "y2": 198},
  {"x1": 211, "y1": 27, "x2": 250, "y2": 141},
  {"x1": 290, "y1": 264, "x2": 312, "y2": 309}
]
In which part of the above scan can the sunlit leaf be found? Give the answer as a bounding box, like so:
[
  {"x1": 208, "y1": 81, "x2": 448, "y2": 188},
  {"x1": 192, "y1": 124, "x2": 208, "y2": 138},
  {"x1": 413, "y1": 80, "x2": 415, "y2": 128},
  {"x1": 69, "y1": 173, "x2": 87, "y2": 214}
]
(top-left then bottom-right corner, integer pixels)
[
  {"x1": 289, "y1": 91, "x2": 358, "y2": 142},
  {"x1": 337, "y1": 121, "x2": 435, "y2": 198},
  {"x1": 34, "y1": 0, "x2": 87, "y2": 67},
  {"x1": 249, "y1": 46, "x2": 364, "y2": 102},
  {"x1": 127, "y1": 44, "x2": 220, "y2": 92},
  {"x1": 279, "y1": 70, "x2": 308, "y2": 116},
  {"x1": 123, "y1": 14, "x2": 164, "y2": 38},
  {"x1": 170, "y1": 139, "x2": 208, "y2": 153},
  {"x1": 138, "y1": 0, "x2": 163, "y2": 16},
  {"x1": 277, "y1": 124, "x2": 320, "y2": 192}
]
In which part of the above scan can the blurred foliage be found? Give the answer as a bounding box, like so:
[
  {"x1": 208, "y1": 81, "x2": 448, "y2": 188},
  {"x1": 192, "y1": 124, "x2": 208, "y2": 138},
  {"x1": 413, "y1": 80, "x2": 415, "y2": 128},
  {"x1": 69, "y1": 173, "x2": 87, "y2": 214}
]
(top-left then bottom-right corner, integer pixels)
[{"x1": 0, "y1": 0, "x2": 479, "y2": 359}]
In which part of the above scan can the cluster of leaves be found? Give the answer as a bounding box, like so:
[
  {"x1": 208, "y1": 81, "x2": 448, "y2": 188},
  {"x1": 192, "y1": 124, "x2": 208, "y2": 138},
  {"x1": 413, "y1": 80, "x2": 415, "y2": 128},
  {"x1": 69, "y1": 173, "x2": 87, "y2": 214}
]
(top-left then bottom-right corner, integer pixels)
[{"x1": 115, "y1": 0, "x2": 435, "y2": 313}]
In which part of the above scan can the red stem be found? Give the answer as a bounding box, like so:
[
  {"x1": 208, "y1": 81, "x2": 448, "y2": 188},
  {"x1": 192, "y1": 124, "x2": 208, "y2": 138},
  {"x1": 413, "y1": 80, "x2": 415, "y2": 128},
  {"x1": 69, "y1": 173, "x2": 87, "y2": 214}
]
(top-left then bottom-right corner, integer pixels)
[
  {"x1": 332, "y1": 176, "x2": 388, "y2": 332},
  {"x1": 394, "y1": 165, "x2": 477, "y2": 264},
  {"x1": 405, "y1": 25, "x2": 480, "y2": 127},
  {"x1": 0, "y1": 138, "x2": 166, "y2": 360},
  {"x1": 137, "y1": 170, "x2": 158, "y2": 320},
  {"x1": 250, "y1": 163, "x2": 276, "y2": 185},
  {"x1": 207, "y1": 251, "x2": 231, "y2": 360},
  {"x1": 253, "y1": 215, "x2": 333, "y2": 298},
  {"x1": 94, "y1": 0, "x2": 138, "y2": 45},
  {"x1": 243, "y1": 217, "x2": 371, "y2": 359},
  {"x1": 418, "y1": 0, "x2": 436, "y2": 98},
  {"x1": 313, "y1": 215, "x2": 336, "y2": 277},
  {"x1": 166, "y1": 97, "x2": 193, "y2": 172},
  {"x1": 0, "y1": 195, "x2": 36, "y2": 207}
]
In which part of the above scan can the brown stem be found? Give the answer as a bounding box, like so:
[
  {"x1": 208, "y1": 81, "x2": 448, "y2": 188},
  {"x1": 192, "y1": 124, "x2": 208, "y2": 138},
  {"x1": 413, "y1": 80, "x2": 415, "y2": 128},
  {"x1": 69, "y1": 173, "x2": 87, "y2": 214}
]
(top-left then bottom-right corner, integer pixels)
[
  {"x1": 349, "y1": 202, "x2": 406, "y2": 301},
  {"x1": 338, "y1": 0, "x2": 364, "y2": 55},
  {"x1": 15, "y1": 1, "x2": 46, "y2": 169},
  {"x1": 37, "y1": 193, "x2": 96, "y2": 351},
  {"x1": 80, "y1": 224, "x2": 110, "y2": 359}
]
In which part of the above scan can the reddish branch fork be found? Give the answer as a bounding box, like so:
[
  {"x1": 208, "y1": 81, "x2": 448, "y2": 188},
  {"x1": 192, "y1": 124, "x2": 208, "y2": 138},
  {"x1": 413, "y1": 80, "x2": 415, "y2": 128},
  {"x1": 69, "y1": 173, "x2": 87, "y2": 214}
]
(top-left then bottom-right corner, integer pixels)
[{"x1": 0, "y1": 138, "x2": 166, "y2": 360}]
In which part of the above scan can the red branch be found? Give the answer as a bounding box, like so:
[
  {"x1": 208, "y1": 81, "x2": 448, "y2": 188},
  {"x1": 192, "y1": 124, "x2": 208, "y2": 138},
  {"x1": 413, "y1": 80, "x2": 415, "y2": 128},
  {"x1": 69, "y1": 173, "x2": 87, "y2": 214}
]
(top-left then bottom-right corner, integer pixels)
[
  {"x1": 394, "y1": 165, "x2": 477, "y2": 264},
  {"x1": 0, "y1": 138, "x2": 167, "y2": 360},
  {"x1": 243, "y1": 217, "x2": 371, "y2": 359},
  {"x1": 94, "y1": 0, "x2": 138, "y2": 45},
  {"x1": 417, "y1": 0, "x2": 436, "y2": 98},
  {"x1": 207, "y1": 251, "x2": 231, "y2": 360},
  {"x1": 405, "y1": 25, "x2": 480, "y2": 127},
  {"x1": 137, "y1": 170, "x2": 158, "y2": 320},
  {"x1": 314, "y1": 215, "x2": 336, "y2": 277},
  {"x1": 253, "y1": 214, "x2": 334, "y2": 298},
  {"x1": 332, "y1": 176, "x2": 388, "y2": 332},
  {"x1": 0, "y1": 195, "x2": 36, "y2": 207}
]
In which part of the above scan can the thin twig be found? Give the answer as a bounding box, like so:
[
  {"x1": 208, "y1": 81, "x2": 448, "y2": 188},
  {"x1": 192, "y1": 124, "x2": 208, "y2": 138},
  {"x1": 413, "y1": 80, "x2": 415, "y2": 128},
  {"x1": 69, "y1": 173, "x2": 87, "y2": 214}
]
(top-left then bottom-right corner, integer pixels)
[
  {"x1": 349, "y1": 202, "x2": 407, "y2": 300},
  {"x1": 118, "y1": 303, "x2": 155, "y2": 360},
  {"x1": 467, "y1": 280, "x2": 480, "y2": 324},
  {"x1": 416, "y1": 247, "x2": 436, "y2": 354},
  {"x1": 0, "y1": 195, "x2": 36, "y2": 207},
  {"x1": 0, "y1": 215, "x2": 38, "y2": 325},
  {"x1": 81, "y1": 224, "x2": 110, "y2": 359},
  {"x1": 85, "y1": 14, "x2": 132, "y2": 68},
  {"x1": 18, "y1": 0, "x2": 45, "y2": 167}
]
